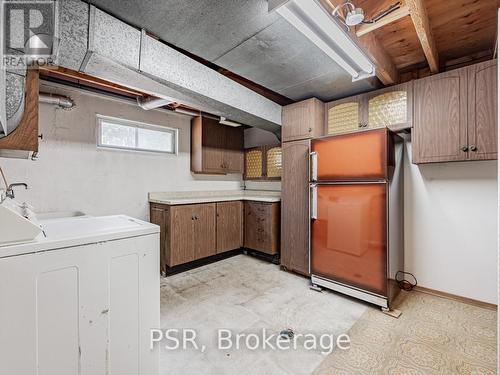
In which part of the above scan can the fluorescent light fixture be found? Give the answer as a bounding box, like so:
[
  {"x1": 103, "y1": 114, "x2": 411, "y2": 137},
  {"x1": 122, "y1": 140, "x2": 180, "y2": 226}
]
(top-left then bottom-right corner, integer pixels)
[
  {"x1": 275, "y1": 0, "x2": 375, "y2": 81},
  {"x1": 220, "y1": 117, "x2": 242, "y2": 127}
]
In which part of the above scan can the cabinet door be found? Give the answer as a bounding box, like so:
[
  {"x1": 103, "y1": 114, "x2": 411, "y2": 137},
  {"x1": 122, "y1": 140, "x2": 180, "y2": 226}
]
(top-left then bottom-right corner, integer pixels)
[
  {"x1": 366, "y1": 81, "x2": 413, "y2": 132},
  {"x1": 265, "y1": 146, "x2": 282, "y2": 179},
  {"x1": 216, "y1": 201, "x2": 243, "y2": 253},
  {"x1": 282, "y1": 98, "x2": 325, "y2": 142},
  {"x1": 150, "y1": 204, "x2": 167, "y2": 273},
  {"x1": 468, "y1": 60, "x2": 498, "y2": 161},
  {"x1": 223, "y1": 126, "x2": 244, "y2": 173},
  {"x1": 244, "y1": 148, "x2": 264, "y2": 180},
  {"x1": 169, "y1": 205, "x2": 195, "y2": 266},
  {"x1": 326, "y1": 95, "x2": 365, "y2": 135},
  {"x1": 281, "y1": 140, "x2": 310, "y2": 275},
  {"x1": 244, "y1": 202, "x2": 260, "y2": 250},
  {"x1": 201, "y1": 118, "x2": 225, "y2": 173},
  {"x1": 192, "y1": 203, "x2": 216, "y2": 260},
  {"x1": 413, "y1": 67, "x2": 468, "y2": 164}
]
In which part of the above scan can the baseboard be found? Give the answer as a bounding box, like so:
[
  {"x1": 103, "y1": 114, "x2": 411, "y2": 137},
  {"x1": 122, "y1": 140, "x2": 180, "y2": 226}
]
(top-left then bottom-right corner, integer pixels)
[{"x1": 413, "y1": 286, "x2": 497, "y2": 311}]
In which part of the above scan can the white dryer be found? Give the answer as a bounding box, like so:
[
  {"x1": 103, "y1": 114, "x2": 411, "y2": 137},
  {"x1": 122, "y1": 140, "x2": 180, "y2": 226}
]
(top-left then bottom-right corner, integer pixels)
[{"x1": 0, "y1": 212, "x2": 160, "y2": 375}]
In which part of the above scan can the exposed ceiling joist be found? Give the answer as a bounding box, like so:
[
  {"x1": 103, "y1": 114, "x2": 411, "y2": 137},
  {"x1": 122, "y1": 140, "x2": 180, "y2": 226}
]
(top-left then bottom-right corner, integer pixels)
[
  {"x1": 356, "y1": 5, "x2": 409, "y2": 37},
  {"x1": 406, "y1": 0, "x2": 439, "y2": 73},
  {"x1": 323, "y1": 0, "x2": 399, "y2": 85}
]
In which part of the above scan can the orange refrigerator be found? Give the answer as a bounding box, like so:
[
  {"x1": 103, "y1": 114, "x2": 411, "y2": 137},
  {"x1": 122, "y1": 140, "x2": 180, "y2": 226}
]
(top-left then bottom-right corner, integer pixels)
[{"x1": 310, "y1": 128, "x2": 404, "y2": 309}]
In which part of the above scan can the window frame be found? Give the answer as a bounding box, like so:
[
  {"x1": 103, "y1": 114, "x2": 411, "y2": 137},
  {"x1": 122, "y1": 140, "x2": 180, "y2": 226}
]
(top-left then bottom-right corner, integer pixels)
[{"x1": 96, "y1": 114, "x2": 179, "y2": 155}]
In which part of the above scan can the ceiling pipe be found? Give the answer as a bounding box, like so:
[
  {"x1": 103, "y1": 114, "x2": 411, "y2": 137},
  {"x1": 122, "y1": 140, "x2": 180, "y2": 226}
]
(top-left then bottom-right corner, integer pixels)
[
  {"x1": 137, "y1": 96, "x2": 173, "y2": 110},
  {"x1": 39, "y1": 93, "x2": 75, "y2": 109}
]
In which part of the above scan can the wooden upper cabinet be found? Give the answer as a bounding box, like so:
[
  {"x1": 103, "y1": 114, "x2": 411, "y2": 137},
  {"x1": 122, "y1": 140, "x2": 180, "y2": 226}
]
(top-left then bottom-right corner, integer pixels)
[
  {"x1": 326, "y1": 95, "x2": 364, "y2": 135},
  {"x1": 216, "y1": 201, "x2": 243, "y2": 253},
  {"x1": 0, "y1": 69, "x2": 39, "y2": 155},
  {"x1": 467, "y1": 60, "x2": 498, "y2": 161},
  {"x1": 413, "y1": 67, "x2": 468, "y2": 164},
  {"x1": 412, "y1": 59, "x2": 497, "y2": 164},
  {"x1": 366, "y1": 82, "x2": 413, "y2": 132},
  {"x1": 326, "y1": 82, "x2": 413, "y2": 136},
  {"x1": 191, "y1": 116, "x2": 244, "y2": 174},
  {"x1": 282, "y1": 98, "x2": 325, "y2": 142},
  {"x1": 244, "y1": 145, "x2": 282, "y2": 180}
]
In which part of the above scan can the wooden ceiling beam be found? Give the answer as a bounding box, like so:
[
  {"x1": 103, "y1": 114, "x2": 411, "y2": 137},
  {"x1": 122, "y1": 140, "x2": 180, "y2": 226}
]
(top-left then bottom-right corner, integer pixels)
[
  {"x1": 356, "y1": 5, "x2": 410, "y2": 37},
  {"x1": 323, "y1": 0, "x2": 399, "y2": 85},
  {"x1": 406, "y1": 0, "x2": 439, "y2": 73}
]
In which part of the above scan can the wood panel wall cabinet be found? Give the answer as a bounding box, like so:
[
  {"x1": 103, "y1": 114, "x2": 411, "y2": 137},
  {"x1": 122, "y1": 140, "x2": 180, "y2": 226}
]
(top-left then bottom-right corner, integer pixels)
[
  {"x1": 467, "y1": 60, "x2": 497, "y2": 161},
  {"x1": 326, "y1": 95, "x2": 365, "y2": 135},
  {"x1": 366, "y1": 81, "x2": 413, "y2": 132},
  {"x1": 413, "y1": 59, "x2": 497, "y2": 164},
  {"x1": 151, "y1": 202, "x2": 216, "y2": 269},
  {"x1": 244, "y1": 145, "x2": 282, "y2": 180},
  {"x1": 281, "y1": 139, "x2": 310, "y2": 276},
  {"x1": 282, "y1": 98, "x2": 325, "y2": 142},
  {"x1": 326, "y1": 81, "x2": 413, "y2": 136},
  {"x1": 0, "y1": 69, "x2": 39, "y2": 156},
  {"x1": 191, "y1": 116, "x2": 244, "y2": 174},
  {"x1": 216, "y1": 201, "x2": 243, "y2": 253},
  {"x1": 244, "y1": 201, "x2": 280, "y2": 255}
]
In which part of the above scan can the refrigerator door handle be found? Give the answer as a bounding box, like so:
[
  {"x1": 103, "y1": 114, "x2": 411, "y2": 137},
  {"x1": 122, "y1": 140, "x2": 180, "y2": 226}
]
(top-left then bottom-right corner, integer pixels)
[
  {"x1": 310, "y1": 184, "x2": 318, "y2": 220},
  {"x1": 310, "y1": 152, "x2": 318, "y2": 182}
]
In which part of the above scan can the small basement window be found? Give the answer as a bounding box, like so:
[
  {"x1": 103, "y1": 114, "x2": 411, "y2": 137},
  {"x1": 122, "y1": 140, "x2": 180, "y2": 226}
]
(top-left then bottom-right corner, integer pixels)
[{"x1": 96, "y1": 115, "x2": 178, "y2": 154}]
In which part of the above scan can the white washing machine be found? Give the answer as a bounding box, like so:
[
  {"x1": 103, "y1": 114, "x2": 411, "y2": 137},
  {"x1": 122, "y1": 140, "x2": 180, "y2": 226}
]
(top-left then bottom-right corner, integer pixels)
[{"x1": 0, "y1": 211, "x2": 160, "y2": 375}]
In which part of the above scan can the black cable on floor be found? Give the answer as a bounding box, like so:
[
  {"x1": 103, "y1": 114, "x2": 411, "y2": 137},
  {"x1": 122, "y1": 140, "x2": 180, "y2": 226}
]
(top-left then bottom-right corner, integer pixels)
[{"x1": 395, "y1": 271, "x2": 418, "y2": 291}]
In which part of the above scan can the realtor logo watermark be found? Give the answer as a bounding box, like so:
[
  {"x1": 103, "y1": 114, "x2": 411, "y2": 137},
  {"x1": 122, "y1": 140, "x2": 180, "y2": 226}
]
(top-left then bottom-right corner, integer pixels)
[
  {"x1": 151, "y1": 328, "x2": 351, "y2": 356},
  {"x1": 2, "y1": 0, "x2": 58, "y2": 69}
]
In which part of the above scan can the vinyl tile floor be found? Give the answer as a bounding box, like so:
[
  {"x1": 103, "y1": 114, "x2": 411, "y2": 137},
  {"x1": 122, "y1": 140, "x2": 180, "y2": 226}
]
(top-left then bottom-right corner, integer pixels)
[{"x1": 159, "y1": 254, "x2": 368, "y2": 375}]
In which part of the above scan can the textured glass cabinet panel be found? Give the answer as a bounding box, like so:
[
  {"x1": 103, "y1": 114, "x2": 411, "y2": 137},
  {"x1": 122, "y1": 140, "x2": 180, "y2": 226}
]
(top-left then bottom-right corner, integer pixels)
[
  {"x1": 266, "y1": 147, "x2": 282, "y2": 178},
  {"x1": 328, "y1": 102, "x2": 359, "y2": 135},
  {"x1": 368, "y1": 91, "x2": 407, "y2": 128}
]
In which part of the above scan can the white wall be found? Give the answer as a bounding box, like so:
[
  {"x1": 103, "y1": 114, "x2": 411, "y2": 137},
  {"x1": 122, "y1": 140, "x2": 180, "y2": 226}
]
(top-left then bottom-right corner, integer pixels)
[
  {"x1": 0, "y1": 82, "x2": 242, "y2": 220},
  {"x1": 404, "y1": 142, "x2": 498, "y2": 304}
]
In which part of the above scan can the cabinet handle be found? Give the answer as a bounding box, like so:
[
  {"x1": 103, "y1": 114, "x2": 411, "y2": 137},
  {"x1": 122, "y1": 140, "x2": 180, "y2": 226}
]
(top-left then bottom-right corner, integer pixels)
[
  {"x1": 460, "y1": 146, "x2": 469, "y2": 152},
  {"x1": 469, "y1": 145, "x2": 478, "y2": 152},
  {"x1": 308, "y1": 127, "x2": 312, "y2": 133}
]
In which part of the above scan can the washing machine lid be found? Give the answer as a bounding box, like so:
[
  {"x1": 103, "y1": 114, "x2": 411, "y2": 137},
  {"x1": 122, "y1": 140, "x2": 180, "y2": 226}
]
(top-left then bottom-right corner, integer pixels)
[{"x1": 0, "y1": 215, "x2": 159, "y2": 258}]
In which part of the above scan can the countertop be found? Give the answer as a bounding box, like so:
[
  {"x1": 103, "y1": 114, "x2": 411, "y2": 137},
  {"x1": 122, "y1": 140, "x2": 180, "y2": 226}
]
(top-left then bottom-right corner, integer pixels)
[{"x1": 149, "y1": 190, "x2": 281, "y2": 205}]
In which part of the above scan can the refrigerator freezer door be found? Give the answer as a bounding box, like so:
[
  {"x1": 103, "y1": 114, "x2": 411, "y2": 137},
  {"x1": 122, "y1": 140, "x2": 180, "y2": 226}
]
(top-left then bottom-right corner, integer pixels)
[
  {"x1": 311, "y1": 183, "x2": 387, "y2": 296},
  {"x1": 311, "y1": 129, "x2": 390, "y2": 181}
]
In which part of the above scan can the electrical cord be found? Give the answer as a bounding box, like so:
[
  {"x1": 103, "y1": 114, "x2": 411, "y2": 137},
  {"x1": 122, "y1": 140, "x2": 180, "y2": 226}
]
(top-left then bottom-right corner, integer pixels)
[{"x1": 395, "y1": 271, "x2": 418, "y2": 291}]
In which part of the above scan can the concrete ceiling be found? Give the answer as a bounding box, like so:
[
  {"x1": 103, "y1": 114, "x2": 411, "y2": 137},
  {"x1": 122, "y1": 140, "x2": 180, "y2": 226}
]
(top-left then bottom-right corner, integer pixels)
[{"x1": 89, "y1": 0, "x2": 379, "y2": 102}]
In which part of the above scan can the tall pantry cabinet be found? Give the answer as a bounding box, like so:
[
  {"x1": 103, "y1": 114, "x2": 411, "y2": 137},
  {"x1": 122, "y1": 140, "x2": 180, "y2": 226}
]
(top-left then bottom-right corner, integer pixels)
[{"x1": 281, "y1": 98, "x2": 325, "y2": 276}]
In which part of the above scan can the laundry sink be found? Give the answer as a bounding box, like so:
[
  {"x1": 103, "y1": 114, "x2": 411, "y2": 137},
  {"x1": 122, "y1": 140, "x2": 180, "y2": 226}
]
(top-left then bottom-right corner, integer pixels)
[{"x1": 0, "y1": 198, "x2": 42, "y2": 246}]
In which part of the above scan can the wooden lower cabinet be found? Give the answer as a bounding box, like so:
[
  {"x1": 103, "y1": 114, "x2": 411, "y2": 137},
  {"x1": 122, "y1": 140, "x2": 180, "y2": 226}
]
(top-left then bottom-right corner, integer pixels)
[
  {"x1": 244, "y1": 201, "x2": 280, "y2": 255},
  {"x1": 151, "y1": 199, "x2": 280, "y2": 272},
  {"x1": 281, "y1": 140, "x2": 310, "y2": 276},
  {"x1": 216, "y1": 201, "x2": 243, "y2": 253},
  {"x1": 150, "y1": 203, "x2": 216, "y2": 269},
  {"x1": 150, "y1": 204, "x2": 167, "y2": 271}
]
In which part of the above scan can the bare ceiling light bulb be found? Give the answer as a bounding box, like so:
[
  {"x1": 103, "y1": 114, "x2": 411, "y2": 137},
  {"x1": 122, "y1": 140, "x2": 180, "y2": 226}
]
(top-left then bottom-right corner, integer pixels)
[{"x1": 345, "y1": 8, "x2": 365, "y2": 26}]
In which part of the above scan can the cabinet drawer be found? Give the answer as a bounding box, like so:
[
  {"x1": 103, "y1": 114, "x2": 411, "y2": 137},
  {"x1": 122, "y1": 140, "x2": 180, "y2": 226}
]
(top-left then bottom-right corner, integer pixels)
[{"x1": 244, "y1": 201, "x2": 280, "y2": 255}]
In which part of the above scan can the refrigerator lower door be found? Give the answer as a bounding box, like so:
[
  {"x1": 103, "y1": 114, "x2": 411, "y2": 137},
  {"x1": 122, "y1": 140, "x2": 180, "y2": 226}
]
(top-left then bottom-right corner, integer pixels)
[{"x1": 311, "y1": 183, "x2": 387, "y2": 297}]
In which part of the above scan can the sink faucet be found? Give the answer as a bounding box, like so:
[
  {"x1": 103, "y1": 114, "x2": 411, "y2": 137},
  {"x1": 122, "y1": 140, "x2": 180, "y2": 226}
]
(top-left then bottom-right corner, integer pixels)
[{"x1": 6, "y1": 183, "x2": 28, "y2": 199}]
